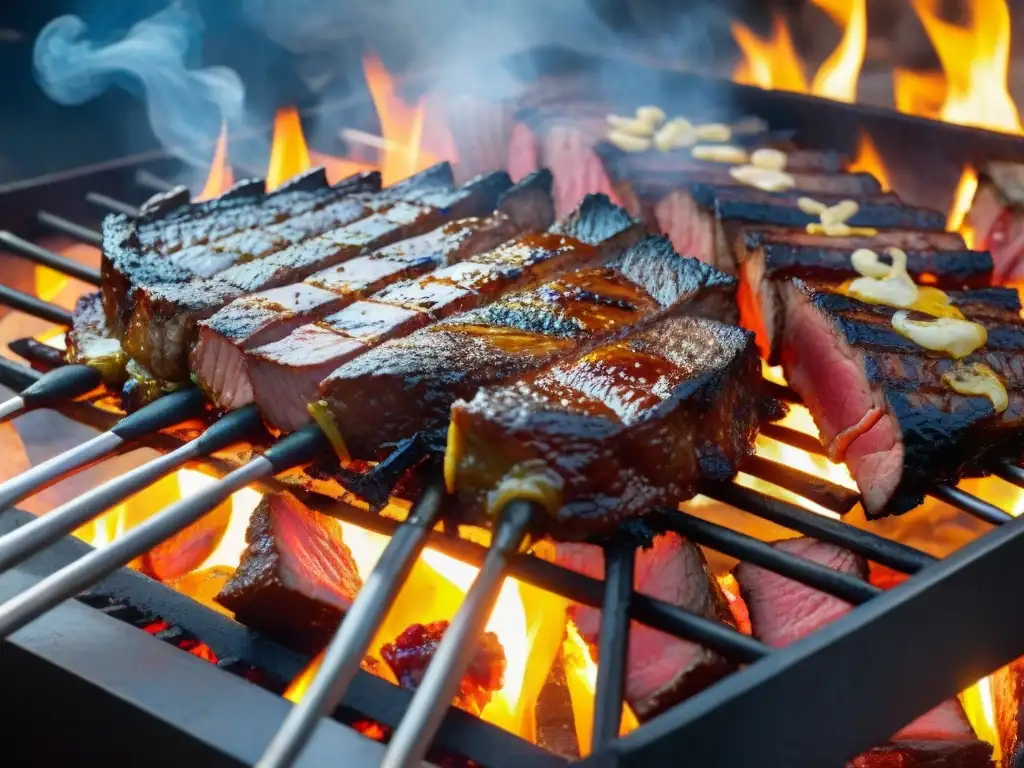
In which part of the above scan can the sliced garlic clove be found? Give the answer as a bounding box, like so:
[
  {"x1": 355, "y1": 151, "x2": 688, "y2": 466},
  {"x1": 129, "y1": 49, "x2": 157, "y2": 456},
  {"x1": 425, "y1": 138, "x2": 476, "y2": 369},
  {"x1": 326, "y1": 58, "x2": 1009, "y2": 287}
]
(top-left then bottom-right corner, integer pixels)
[
  {"x1": 635, "y1": 106, "x2": 667, "y2": 130},
  {"x1": 750, "y1": 148, "x2": 788, "y2": 171},
  {"x1": 606, "y1": 114, "x2": 656, "y2": 137},
  {"x1": 728, "y1": 165, "x2": 795, "y2": 192},
  {"x1": 850, "y1": 248, "x2": 891, "y2": 279},
  {"x1": 653, "y1": 118, "x2": 697, "y2": 151},
  {"x1": 695, "y1": 123, "x2": 732, "y2": 142},
  {"x1": 797, "y1": 196, "x2": 828, "y2": 215},
  {"x1": 691, "y1": 144, "x2": 748, "y2": 164},
  {"x1": 607, "y1": 130, "x2": 653, "y2": 152}
]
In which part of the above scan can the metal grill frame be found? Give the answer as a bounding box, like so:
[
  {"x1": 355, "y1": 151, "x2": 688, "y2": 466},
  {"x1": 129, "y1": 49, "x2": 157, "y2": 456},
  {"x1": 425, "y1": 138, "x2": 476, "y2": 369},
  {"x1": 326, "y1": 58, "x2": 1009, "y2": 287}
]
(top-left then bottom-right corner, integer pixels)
[{"x1": 1, "y1": 49, "x2": 1024, "y2": 767}]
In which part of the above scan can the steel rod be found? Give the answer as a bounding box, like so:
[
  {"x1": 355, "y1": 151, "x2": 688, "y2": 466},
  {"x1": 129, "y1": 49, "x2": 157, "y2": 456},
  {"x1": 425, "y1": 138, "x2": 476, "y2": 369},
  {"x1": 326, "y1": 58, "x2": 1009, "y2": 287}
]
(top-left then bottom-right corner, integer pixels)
[
  {"x1": 995, "y1": 460, "x2": 1024, "y2": 489},
  {"x1": 0, "y1": 405, "x2": 264, "y2": 573},
  {"x1": 930, "y1": 483, "x2": 1014, "y2": 525},
  {"x1": 742, "y1": 454, "x2": 859, "y2": 514},
  {"x1": 658, "y1": 509, "x2": 881, "y2": 604},
  {"x1": 0, "y1": 285, "x2": 72, "y2": 326},
  {"x1": 759, "y1": 424, "x2": 827, "y2": 456},
  {"x1": 762, "y1": 379, "x2": 799, "y2": 404},
  {"x1": 256, "y1": 481, "x2": 445, "y2": 768},
  {"x1": 8, "y1": 338, "x2": 66, "y2": 369},
  {"x1": 0, "y1": 365, "x2": 101, "y2": 424},
  {"x1": 0, "y1": 357, "x2": 41, "y2": 392},
  {"x1": 134, "y1": 169, "x2": 176, "y2": 193},
  {"x1": 0, "y1": 387, "x2": 206, "y2": 510},
  {"x1": 382, "y1": 501, "x2": 535, "y2": 768},
  {"x1": 0, "y1": 231, "x2": 102, "y2": 284},
  {"x1": 702, "y1": 482, "x2": 936, "y2": 573},
  {"x1": 591, "y1": 546, "x2": 634, "y2": 751},
  {"x1": 0, "y1": 456, "x2": 273, "y2": 639},
  {"x1": 85, "y1": 192, "x2": 139, "y2": 217},
  {"x1": 33, "y1": 212, "x2": 104, "y2": 248}
]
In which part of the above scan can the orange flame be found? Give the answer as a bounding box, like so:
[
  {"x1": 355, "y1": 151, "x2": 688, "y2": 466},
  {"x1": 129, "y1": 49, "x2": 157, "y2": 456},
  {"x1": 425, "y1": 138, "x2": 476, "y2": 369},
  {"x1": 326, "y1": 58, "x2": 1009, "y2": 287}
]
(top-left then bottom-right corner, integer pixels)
[
  {"x1": 848, "y1": 130, "x2": 891, "y2": 192},
  {"x1": 962, "y1": 676, "x2": 1001, "y2": 761},
  {"x1": 948, "y1": 166, "x2": 979, "y2": 248},
  {"x1": 733, "y1": 1, "x2": 865, "y2": 102},
  {"x1": 908, "y1": 0, "x2": 1022, "y2": 134},
  {"x1": 197, "y1": 123, "x2": 234, "y2": 201},
  {"x1": 267, "y1": 107, "x2": 312, "y2": 190},
  {"x1": 892, "y1": 68, "x2": 947, "y2": 120},
  {"x1": 808, "y1": 0, "x2": 866, "y2": 103}
]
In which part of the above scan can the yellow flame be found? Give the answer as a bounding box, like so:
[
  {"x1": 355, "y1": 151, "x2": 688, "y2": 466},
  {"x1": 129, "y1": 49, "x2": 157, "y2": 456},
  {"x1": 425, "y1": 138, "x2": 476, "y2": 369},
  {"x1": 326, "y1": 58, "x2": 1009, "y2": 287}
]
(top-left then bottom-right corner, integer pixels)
[
  {"x1": 808, "y1": 0, "x2": 866, "y2": 103},
  {"x1": 848, "y1": 130, "x2": 891, "y2": 192},
  {"x1": 910, "y1": 0, "x2": 1022, "y2": 134},
  {"x1": 197, "y1": 122, "x2": 234, "y2": 201},
  {"x1": 948, "y1": 166, "x2": 979, "y2": 248},
  {"x1": 732, "y1": 14, "x2": 808, "y2": 93},
  {"x1": 961, "y1": 675, "x2": 1001, "y2": 760},
  {"x1": 892, "y1": 68, "x2": 947, "y2": 120},
  {"x1": 267, "y1": 107, "x2": 312, "y2": 191}
]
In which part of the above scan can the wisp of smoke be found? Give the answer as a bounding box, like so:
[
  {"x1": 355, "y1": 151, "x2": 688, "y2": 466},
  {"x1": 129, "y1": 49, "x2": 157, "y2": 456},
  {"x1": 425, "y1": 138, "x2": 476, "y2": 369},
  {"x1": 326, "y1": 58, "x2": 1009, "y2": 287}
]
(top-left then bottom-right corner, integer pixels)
[{"x1": 32, "y1": 3, "x2": 246, "y2": 166}]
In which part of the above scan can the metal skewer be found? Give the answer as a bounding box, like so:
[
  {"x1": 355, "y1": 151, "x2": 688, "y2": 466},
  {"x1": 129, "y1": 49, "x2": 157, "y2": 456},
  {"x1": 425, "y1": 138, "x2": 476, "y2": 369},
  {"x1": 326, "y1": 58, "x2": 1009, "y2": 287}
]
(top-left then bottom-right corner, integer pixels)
[
  {"x1": 257, "y1": 479, "x2": 445, "y2": 768},
  {"x1": 0, "y1": 424, "x2": 329, "y2": 639},
  {"x1": 0, "y1": 365, "x2": 101, "y2": 425},
  {"x1": 0, "y1": 405, "x2": 264, "y2": 573},
  {"x1": 381, "y1": 499, "x2": 535, "y2": 768},
  {"x1": 0, "y1": 387, "x2": 206, "y2": 511}
]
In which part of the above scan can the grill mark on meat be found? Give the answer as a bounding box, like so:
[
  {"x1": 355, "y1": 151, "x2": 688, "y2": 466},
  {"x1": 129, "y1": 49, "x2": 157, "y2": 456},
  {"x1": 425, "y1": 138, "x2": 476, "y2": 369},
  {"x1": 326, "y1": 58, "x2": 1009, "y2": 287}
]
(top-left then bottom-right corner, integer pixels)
[
  {"x1": 448, "y1": 313, "x2": 766, "y2": 538},
  {"x1": 119, "y1": 170, "x2": 513, "y2": 383},
  {"x1": 248, "y1": 194, "x2": 643, "y2": 432},
  {"x1": 735, "y1": 538, "x2": 993, "y2": 767},
  {"x1": 556, "y1": 534, "x2": 737, "y2": 720},
  {"x1": 780, "y1": 279, "x2": 1024, "y2": 516},
  {"x1": 191, "y1": 171, "x2": 556, "y2": 410},
  {"x1": 215, "y1": 492, "x2": 362, "y2": 653},
  {"x1": 317, "y1": 235, "x2": 736, "y2": 460}
]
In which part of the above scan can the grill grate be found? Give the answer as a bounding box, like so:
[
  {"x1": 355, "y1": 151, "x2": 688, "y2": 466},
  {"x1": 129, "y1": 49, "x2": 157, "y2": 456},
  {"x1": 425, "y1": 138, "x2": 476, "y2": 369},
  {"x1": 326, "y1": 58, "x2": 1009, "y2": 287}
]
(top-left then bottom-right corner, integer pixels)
[{"x1": 0, "y1": 169, "x2": 1022, "y2": 768}]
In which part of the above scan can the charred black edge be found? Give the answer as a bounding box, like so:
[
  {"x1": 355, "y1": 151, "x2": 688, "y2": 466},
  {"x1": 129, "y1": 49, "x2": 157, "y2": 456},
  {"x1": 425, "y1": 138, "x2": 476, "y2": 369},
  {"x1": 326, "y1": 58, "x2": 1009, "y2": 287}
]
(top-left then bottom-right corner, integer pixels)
[{"x1": 757, "y1": 242, "x2": 994, "y2": 287}]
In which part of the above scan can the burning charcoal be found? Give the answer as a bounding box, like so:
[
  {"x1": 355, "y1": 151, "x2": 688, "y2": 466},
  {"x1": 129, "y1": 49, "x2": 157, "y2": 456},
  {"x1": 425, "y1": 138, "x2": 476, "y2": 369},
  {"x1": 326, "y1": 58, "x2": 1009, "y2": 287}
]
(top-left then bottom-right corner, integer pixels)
[
  {"x1": 735, "y1": 537, "x2": 993, "y2": 767},
  {"x1": 140, "y1": 494, "x2": 232, "y2": 582},
  {"x1": 556, "y1": 533, "x2": 737, "y2": 721},
  {"x1": 215, "y1": 493, "x2": 362, "y2": 652},
  {"x1": 380, "y1": 620, "x2": 506, "y2": 717}
]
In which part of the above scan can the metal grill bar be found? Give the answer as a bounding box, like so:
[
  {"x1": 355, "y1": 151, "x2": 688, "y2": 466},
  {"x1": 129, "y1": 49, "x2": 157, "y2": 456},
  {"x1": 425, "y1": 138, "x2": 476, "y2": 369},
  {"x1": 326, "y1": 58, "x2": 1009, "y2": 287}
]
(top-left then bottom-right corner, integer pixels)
[
  {"x1": 930, "y1": 483, "x2": 1013, "y2": 525},
  {"x1": 35, "y1": 212, "x2": 104, "y2": 248},
  {"x1": 0, "y1": 231, "x2": 102, "y2": 284},
  {"x1": 0, "y1": 285, "x2": 72, "y2": 326},
  {"x1": 135, "y1": 169, "x2": 177, "y2": 193},
  {"x1": 591, "y1": 546, "x2": 633, "y2": 750},
  {"x1": 996, "y1": 460, "x2": 1024, "y2": 489},
  {"x1": 759, "y1": 423, "x2": 827, "y2": 455},
  {"x1": 85, "y1": 192, "x2": 139, "y2": 217},
  {"x1": 740, "y1": 455, "x2": 858, "y2": 514}
]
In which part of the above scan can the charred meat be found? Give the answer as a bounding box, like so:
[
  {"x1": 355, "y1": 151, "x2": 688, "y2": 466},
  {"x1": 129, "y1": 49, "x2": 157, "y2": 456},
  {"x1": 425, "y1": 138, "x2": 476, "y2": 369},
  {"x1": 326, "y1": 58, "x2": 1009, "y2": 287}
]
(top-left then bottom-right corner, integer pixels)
[
  {"x1": 65, "y1": 292, "x2": 127, "y2": 385},
  {"x1": 733, "y1": 227, "x2": 993, "y2": 361},
  {"x1": 215, "y1": 493, "x2": 362, "y2": 652},
  {"x1": 248, "y1": 193, "x2": 643, "y2": 432},
  {"x1": 447, "y1": 314, "x2": 767, "y2": 538},
  {"x1": 968, "y1": 161, "x2": 1024, "y2": 282},
  {"x1": 779, "y1": 279, "x2": 1024, "y2": 516},
  {"x1": 315, "y1": 235, "x2": 738, "y2": 462},
  {"x1": 557, "y1": 533, "x2": 736, "y2": 720},
  {"x1": 381, "y1": 620, "x2": 507, "y2": 716},
  {"x1": 191, "y1": 170, "x2": 555, "y2": 410},
  {"x1": 120, "y1": 166, "x2": 512, "y2": 382},
  {"x1": 735, "y1": 538, "x2": 993, "y2": 767}
]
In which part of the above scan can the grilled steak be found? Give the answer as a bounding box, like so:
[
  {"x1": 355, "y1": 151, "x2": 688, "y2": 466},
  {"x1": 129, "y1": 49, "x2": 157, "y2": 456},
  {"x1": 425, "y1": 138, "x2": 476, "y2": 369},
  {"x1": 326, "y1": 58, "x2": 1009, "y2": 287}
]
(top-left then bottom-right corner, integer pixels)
[
  {"x1": 669, "y1": 185, "x2": 948, "y2": 276},
  {"x1": 557, "y1": 534, "x2": 736, "y2": 720},
  {"x1": 102, "y1": 167, "x2": 388, "y2": 334},
  {"x1": 381, "y1": 620, "x2": 506, "y2": 716},
  {"x1": 215, "y1": 493, "x2": 362, "y2": 652},
  {"x1": 122, "y1": 168, "x2": 513, "y2": 382},
  {"x1": 248, "y1": 194, "x2": 643, "y2": 432},
  {"x1": 191, "y1": 170, "x2": 555, "y2": 410},
  {"x1": 733, "y1": 227, "x2": 993, "y2": 361},
  {"x1": 65, "y1": 292, "x2": 127, "y2": 385},
  {"x1": 968, "y1": 161, "x2": 1024, "y2": 282},
  {"x1": 779, "y1": 279, "x2": 1024, "y2": 516},
  {"x1": 315, "y1": 236, "x2": 737, "y2": 462},
  {"x1": 447, "y1": 314, "x2": 766, "y2": 538},
  {"x1": 735, "y1": 538, "x2": 993, "y2": 767}
]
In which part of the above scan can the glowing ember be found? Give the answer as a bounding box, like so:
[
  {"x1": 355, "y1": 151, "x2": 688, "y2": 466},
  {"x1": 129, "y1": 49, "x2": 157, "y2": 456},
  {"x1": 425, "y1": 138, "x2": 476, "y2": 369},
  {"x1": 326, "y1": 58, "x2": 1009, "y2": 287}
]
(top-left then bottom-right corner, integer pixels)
[
  {"x1": 267, "y1": 107, "x2": 312, "y2": 191},
  {"x1": 197, "y1": 122, "x2": 234, "y2": 200},
  {"x1": 848, "y1": 130, "x2": 891, "y2": 192},
  {"x1": 948, "y1": 166, "x2": 979, "y2": 248},
  {"x1": 909, "y1": 0, "x2": 1022, "y2": 134}
]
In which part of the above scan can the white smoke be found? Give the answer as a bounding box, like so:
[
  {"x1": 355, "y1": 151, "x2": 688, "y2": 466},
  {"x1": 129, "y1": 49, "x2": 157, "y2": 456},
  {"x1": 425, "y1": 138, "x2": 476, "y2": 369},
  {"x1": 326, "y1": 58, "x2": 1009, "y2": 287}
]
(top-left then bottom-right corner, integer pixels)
[{"x1": 32, "y1": 2, "x2": 247, "y2": 167}]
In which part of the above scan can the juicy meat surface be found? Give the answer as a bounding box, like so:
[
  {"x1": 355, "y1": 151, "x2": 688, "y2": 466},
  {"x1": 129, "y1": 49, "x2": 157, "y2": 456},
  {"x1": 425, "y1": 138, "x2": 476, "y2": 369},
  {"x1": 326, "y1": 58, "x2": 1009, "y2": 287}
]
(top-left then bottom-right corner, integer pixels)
[
  {"x1": 447, "y1": 313, "x2": 768, "y2": 538},
  {"x1": 215, "y1": 493, "x2": 362, "y2": 652},
  {"x1": 316, "y1": 235, "x2": 740, "y2": 464},
  {"x1": 779, "y1": 279, "x2": 1024, "y2": 516},
  {"x1": 65, "y1": 292, "x2": 127, "y2": 386},
  {"x1": 116, "y1": 165, "x2": 510, "y2": 383},
  {"x1": 380, "y1": 620, "x2": 506, "y2": 716},
  {"x1": 969, "y1": 161, "x2": 1024, "y2": 282},
  {"x1": 733, "y1": 225, "x2": 994, "y2": 362},
  {"x1": 735, "y1": 537, "x2": 993, "y2": 767},
  {"x1": 249, "y1": 193, "x2": 643, "y2": 433},
  {"x1": 557, "y1": 533, "x2": 737, "y2": 720},
  {"x1": 191, "y1": 171, "x2": 555, "y2": 410}
]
